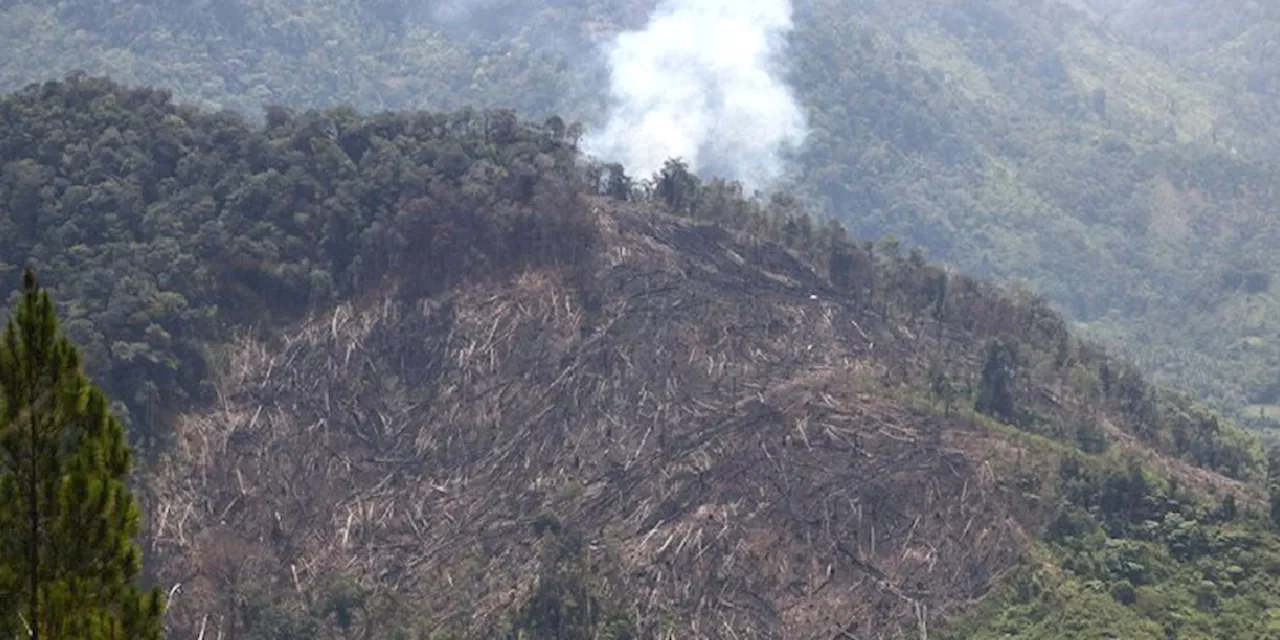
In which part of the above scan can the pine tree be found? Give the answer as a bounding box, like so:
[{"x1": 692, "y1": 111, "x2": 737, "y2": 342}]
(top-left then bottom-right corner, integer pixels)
[{"x1": 0, "y1": 270, "x2": 165, "y2": 639}]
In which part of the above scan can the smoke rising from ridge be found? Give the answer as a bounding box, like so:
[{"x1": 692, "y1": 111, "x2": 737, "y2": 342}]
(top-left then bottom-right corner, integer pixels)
[{"x1": 584, "y1": 0, "x2": 808, "y2": 191}]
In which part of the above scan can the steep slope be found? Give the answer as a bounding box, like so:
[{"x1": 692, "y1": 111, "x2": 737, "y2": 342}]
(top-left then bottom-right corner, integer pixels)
[
  {"x1": 0, "y1": 74, "x2": 593, "y2": 452},
  {"x1": 788, "y1": 0, "x2": 1280, "y2": 428},
  {"x1": 4, "y1": 76, "x2": 1280, "y2": 639},
  {"x1": 146, "y1": 205, "x2": 1023, "y2": 638},
  {"x1": 7, "y1": 1, "x2": 1280, "y2": 431},
  {"x1": 1076, "y1": 0, "x2": 1264, "y2": 56},
  {"x1": 144, "y1": 199, "x2": 1274, "y2": 639},
  {"x1": 1077, "y1": 0, "x2": 1280, "y2": 161}
]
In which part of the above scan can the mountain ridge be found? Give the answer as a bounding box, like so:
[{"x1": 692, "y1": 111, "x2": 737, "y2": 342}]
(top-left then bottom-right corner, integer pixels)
[
  {"x1": 9, "y1": 0, "x2": 1280, "y2": 425},
  {"x1": 4, "y1": 74, "x2": 1280, "y2": 640}
]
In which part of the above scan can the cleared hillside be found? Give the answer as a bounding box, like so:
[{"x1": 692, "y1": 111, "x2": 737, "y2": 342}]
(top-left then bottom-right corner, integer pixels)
[
  {"x1": 147, "y1": 204, "x2": 1026, "y2": 638},
  {"x1": 146, "y1": 198, "x2": 1280, "y2": 639}
]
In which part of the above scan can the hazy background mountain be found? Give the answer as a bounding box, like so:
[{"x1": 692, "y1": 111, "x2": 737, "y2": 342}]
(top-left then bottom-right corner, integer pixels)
[
  {"x1": 1078, "y1": 0, "x2": 1280, "y2": 156},
  {"x1": 1079, "y1": 0, "x2": 1269, "y2": 60}
]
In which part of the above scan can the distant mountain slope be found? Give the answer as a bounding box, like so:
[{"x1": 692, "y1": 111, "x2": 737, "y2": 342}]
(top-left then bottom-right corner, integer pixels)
[
  {"x1": 790, "y1": 0, "x2": 1280, "y2": 427},
  {"x1": 0, "y1": 0, "x2": 615, "y2": 118},
  {"x1": 1080, "y1": 0, "x2": 1269, "y2": 61},
  {"x1": 1078, "y1": 0, "x2": 1280, "y2": 163}
]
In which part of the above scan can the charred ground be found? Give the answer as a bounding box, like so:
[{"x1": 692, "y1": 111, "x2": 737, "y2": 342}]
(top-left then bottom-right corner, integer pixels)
[{"x1": 147, "y1": 199, "x2": 1271, "y2": 639}]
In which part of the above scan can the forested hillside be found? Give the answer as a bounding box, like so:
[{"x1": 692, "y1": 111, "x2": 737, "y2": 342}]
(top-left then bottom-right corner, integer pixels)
[
  {"x1": 1077, "y1": 0, "x2": 1280, "y2": 161},
  {"x1": 0, "y1": 73, "x2": 592, "y2": 455},
  {"x1": 4, "y1": 75, "x2": 1280, "y2": 639},
  {"x1": 4, "y1": 0, "x2": 1280, "y2": 434},
  {"x1": 784, "y1": 0, "x2": 1280, "y2": 429}
]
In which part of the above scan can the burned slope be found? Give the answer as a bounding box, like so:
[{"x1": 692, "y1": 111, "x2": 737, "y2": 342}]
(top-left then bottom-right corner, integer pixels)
[
  {"x1": 143, "y1": 203, "x2": 1260, "y2": 639},
  {"x1": 1, "y1": 76, "x2": 1271, "y2": 638}
]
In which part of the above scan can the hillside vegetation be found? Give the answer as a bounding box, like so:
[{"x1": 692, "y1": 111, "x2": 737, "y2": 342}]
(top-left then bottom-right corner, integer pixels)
[
  {"x1": 787, "y1": 0, "x2": 1280, "y2": 431},
  {"x1": 4, "y1": 76, "x2": 1280, "y2": 638},
  {"x1": 1081, "y1": 0, "x2": 1280, "y2": 110},
  {"x1": 0, "y1": 73, "x2": 592, "y2": 455},
  {"x1": 4, "y1": 0, "x2": 1280, "y2": 435}
]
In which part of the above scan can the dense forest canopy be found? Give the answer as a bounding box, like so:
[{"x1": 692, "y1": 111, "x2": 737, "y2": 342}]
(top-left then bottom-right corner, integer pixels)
[
  {"x1": 0, "y1": 74, "x2": 595, "y2": 454},
  {"x1": 1077, "y1": 0, "x2": 1280, "y2": 163},
  {"x1": 4, "y1": 0, "x2": 1280, "y2": 435}
]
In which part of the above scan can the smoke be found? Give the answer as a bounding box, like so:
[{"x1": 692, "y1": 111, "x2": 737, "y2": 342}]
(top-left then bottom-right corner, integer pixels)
[{"x1": 584, "y1": 0, "x2": 808, "y2": 191}]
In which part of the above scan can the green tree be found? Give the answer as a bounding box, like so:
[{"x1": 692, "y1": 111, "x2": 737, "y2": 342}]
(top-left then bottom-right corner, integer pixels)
[
  {"x1": 509, "y1": 513, "x2": 635, "y2": 640},
  {"x1": 0, "y1": 270, "x2": 165, "y2": 639},
  {"x1": 975, "y1": 339, "x2": 1019, "y2": 424},
  {"x1": 654, "y1": 158, "x2": 699, "y2": 214}
]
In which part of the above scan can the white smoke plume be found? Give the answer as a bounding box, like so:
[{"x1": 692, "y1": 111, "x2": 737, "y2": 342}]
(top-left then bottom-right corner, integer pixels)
[{"x1": 584, "y1": 0, "x2": 808, "y2": 191}]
